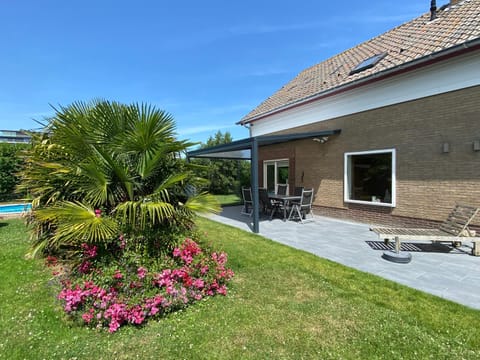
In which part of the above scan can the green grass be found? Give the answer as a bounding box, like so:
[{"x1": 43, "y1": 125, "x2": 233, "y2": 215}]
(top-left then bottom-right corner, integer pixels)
[
  {"x1": 214, "y1": 194, "x2": 242, "y2": 206},
  {"x1": 1, "y1": 218, "x2": 480, "y2": 359}
]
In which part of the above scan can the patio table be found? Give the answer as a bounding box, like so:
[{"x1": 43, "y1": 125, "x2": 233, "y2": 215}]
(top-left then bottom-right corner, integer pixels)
[{"x1": 268, "y1": 194, "x2": 301, "y2": 221}]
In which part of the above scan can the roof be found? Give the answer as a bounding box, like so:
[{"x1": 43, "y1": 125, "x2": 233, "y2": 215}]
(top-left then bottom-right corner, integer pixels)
[{"x1": 239, "y1": 0, "x2": 480, "y2": 125}]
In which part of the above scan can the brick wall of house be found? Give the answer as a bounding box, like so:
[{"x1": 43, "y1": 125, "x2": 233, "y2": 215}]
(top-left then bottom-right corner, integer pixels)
[{"x1": 258, "y1": 85, "x2": 480, "y2": 226}]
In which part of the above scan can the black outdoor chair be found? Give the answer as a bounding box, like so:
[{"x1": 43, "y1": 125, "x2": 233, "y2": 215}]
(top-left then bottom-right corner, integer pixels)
[
  {"x1": 288, "y1": 189, "x2": 314, "y2": 223},
  {"x1": 294, "y1": 186, "x2": 304, "y2": 196},
  {"x1": 241, "y1": 187, "x2": 253, "y2": 216},
  {"x1": 277, "y1": 183, "x2": 288, "y2": 195},
  {"x1": 259, "y1": 187, "x2": 278, "y2": 219}
]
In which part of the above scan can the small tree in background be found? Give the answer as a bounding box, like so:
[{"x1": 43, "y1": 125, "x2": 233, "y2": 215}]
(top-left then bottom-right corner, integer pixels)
[
  {"x1": 0, "y1": 143, "x2": 28, "y2": 201},
  {"x1": 196, "y1": 131, "x2": 250, "y2": 195}
]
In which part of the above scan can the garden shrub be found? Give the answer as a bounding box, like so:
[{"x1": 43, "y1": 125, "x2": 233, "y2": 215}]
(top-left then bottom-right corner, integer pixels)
[
  {"x1": 19, "y1": 100, "x2": 230, "y2": 331},
  {"x1": 53, "y1": 236, "x2": 234, "y2": 332}
]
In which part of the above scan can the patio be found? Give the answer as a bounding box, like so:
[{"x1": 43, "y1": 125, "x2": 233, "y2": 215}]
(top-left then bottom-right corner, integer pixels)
[{"x1": 205, "y1": 206, "x2": 480, "y2": 310}]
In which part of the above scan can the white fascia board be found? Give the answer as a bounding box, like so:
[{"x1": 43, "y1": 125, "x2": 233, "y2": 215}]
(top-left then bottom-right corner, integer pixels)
[{"x1": 249, "y1": 52, "x2": 480, "y2": 137}]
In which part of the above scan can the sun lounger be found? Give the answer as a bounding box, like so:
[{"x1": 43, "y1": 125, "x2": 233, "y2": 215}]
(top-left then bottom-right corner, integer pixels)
[{"x1": 370, "y1": 204, "x2": 480, "y2": 256}]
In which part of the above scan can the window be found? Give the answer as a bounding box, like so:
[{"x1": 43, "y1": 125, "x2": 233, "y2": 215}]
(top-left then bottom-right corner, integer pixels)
[
  {"x1": 344, "y1": 149, "x2": 395, "y2": 207},
  {"x1": 263, "y1": 159, "x2": 289, "y2": 194},
  {"x1": 349, "y1": 52, "x2": 387, "y2": 75}
]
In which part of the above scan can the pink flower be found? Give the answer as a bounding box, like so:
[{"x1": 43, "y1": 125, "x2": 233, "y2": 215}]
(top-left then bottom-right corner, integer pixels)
[
  {"x1": 94, "y1": 209, "x2": 101, "y2": 217},
  {"x1": 137, "y1": 267, "x2": 147, "y2": 279},
  {"x1": 113, "y1": 270, "x2": 123, "y2": 279},
  {"x1": 81, "y1": 243, "x2": 98, "y2": 258},
  {"x1": 82, "y1": 308, "x2": 95, "y2": 323},
  {"x1": 104, "y1": 303, "x2": 128, "y2": 332},
  {"x1": 192, "y1": 278, "x2": 204, "y2": 289},
  {"x1": 173, "y1": 238, "x2": 202, "y2": 265},
  {"x1": 211, "y1": 252, "x2": 227, "y2": 265},
  {"x1": 119, "y1": 234, "x2": 126, "y2": 249},
  {"x1": 127, "y1": 305, "x2": 145, "y2": 325},
  {"x1": 153, "y1": 269, "x2": 173, "y2": 288},
  {"x1": 216, "y1": 285, "x2": 228, "y2": 296},
  {"x1": 78, "y1": 260, "x2": 91, "y2": 274}
]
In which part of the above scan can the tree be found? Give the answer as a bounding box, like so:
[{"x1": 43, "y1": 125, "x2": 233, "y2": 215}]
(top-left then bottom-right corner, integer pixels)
[
  {"x1": 0, "y1": 143, "x2": 28, "y2": 201},
  {"x1": 196, "y1": 131, "x2": 250, "y2": 195},
  {"x1": 19, "y1": 100, "x2": 219, "y2": 258}
]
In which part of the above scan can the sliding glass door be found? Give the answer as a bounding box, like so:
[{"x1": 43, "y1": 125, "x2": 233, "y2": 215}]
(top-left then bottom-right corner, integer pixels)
[{"x1": 263, "y1": 159, "x2": 289, "y2": 194}]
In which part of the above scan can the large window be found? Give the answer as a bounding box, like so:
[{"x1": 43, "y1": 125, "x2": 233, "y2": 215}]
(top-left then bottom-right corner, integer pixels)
[
  {"x1": 263, "y1": 159, "x2": 289, "y2": 194},
  {"x1": 344, "y1": 149, "x2": 395, "y2": 207}
]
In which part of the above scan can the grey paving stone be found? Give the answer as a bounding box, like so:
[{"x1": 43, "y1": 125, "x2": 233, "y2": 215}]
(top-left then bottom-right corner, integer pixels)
[{"x1": 206, "y1": 206, "x2": 480, "y2": 310}]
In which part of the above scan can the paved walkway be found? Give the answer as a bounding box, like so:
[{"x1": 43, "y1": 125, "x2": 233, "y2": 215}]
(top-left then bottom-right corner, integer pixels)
[{"x1": 206, "y1": 206, "x2": 480, "y2": 310}]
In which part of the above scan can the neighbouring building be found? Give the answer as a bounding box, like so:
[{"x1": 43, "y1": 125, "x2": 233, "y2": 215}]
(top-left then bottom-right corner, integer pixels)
[
  {"x1": 189, "y1": 0, "x2": 480, "y2": 230},
  {"x1": 0, "y1": 130, "x2": 31, "y2": 144}
]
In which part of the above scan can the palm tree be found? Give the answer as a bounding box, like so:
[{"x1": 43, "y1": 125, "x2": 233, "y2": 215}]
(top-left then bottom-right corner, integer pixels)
[{"x1": 19, "y1": 100, "x2": 218, "y2": 258}]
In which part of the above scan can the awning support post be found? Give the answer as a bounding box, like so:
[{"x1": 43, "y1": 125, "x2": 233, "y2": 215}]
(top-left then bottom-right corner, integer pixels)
[{"x1": 251, "y1": 137, "x2": 259, "y2": 233}]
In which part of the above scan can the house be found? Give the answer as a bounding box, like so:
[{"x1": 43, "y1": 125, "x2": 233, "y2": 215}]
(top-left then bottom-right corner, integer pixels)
[
  {"x1": 189, "y1": 0, "x2": 480, "y2": 231},
  {"x1": 0, "y1": 130, "x2": 31, "y2": 144}
]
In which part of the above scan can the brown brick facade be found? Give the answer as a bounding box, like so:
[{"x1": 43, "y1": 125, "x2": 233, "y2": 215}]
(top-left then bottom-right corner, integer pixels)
[{"x1": 258, "y1": 86, "x2": 480, "y2": 226}]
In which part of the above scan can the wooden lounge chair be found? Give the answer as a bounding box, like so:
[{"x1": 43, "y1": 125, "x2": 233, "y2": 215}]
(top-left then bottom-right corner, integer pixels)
[{"x1": 370, "y1": 204, "x2": 480, "y2": 256}]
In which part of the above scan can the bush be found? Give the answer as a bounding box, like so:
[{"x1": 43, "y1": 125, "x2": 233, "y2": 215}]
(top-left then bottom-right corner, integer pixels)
[
  {"x1": 193, "y1": 131, "x2": 251, "y2": 195},
  {"x1": 53, "y1": 236, "x2": 234, "y2": 332},
  {"x1": 0, "y1": 143, "x2": 28, "y2": 201}
]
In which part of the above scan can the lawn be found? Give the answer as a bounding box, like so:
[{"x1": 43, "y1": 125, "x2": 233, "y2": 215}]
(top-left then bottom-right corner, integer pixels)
[
  {"x1": 1, "y1": 217, "x2": 480, "y2": 359},
  {"x1": 214, "y1": 194, "x2": 242, "y2": 206}
]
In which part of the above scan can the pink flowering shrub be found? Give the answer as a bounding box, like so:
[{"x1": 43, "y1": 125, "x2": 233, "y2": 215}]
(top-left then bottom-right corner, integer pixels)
[{"x1": 56, "y1": 237, "x2": 234, "y2": 332}]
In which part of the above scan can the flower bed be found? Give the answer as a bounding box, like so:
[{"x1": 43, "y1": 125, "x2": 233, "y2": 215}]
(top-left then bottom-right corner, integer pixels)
[{"x1": 54, "y1": 238, "x2": 234, "y2": 332}]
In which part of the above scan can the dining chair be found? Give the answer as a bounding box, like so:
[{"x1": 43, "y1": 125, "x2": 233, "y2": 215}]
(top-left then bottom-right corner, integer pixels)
[
  {"x1": 259, "y1": 187, "x2": 278, "y2": 219},
  {"x1": 277, "y1": 183, "x2": 288, "y2": 195},
  {"x1": 240, "y1": 187, "x2": 253, "y2": 216},
  {"x1": 294, "y1": 186, "x2": 304, "y2": 196},
  {"x1": 288, "y1": 189, "x2": 314, "y2": 223}
]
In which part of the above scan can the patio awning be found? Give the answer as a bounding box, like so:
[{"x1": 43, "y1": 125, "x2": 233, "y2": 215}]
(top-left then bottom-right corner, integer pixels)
[
  {"x1": 187, "y1": 129, "x2": 341, "y2": 160},
  {"x1": 186, "y1": 129, "x2": 341, "y2": 233}
]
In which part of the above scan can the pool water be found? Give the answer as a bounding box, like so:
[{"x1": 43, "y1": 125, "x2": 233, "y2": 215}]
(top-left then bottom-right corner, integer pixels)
[{"x1": 0, "y1": 203, "x2": 32, "y2": 214}]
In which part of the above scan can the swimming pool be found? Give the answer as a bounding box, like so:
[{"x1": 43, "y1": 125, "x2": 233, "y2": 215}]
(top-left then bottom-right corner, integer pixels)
[{"x1": 0, "y1": 203, "x2": 32, "y2": 214}]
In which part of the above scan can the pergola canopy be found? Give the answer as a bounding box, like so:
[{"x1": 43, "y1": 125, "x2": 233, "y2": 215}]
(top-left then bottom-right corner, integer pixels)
[
  {"x1": 187, "y1": 129, "x2": 341, "y2": 160},
  {"x1": 187, "y1": 129, "x2": 341, "y2": 233}
]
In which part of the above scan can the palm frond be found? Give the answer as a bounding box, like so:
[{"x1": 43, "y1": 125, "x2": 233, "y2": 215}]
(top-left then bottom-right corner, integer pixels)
[
  {"x1": 183, "y1": 192, "x2": 221, "y2": 214},
  {"x1": 115, "y1": 200, "x2": 175, "y2": 229},
  {"x1": 34, "y1": 201, "x2": 119, "y2": 247}
]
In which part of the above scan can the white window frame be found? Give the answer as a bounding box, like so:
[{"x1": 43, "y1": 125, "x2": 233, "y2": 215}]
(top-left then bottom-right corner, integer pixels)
[
  {"x1": 263, "y1": 159, "x2": 289, "y2": 194},
  {"x1": 344, "y1": 148, "x2": 396, "y2": 207}
]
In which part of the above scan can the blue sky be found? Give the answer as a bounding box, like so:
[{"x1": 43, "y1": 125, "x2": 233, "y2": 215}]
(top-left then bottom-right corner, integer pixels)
[{"x1": 0, "y1": 0, "x2": 427, "y2": 145}]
